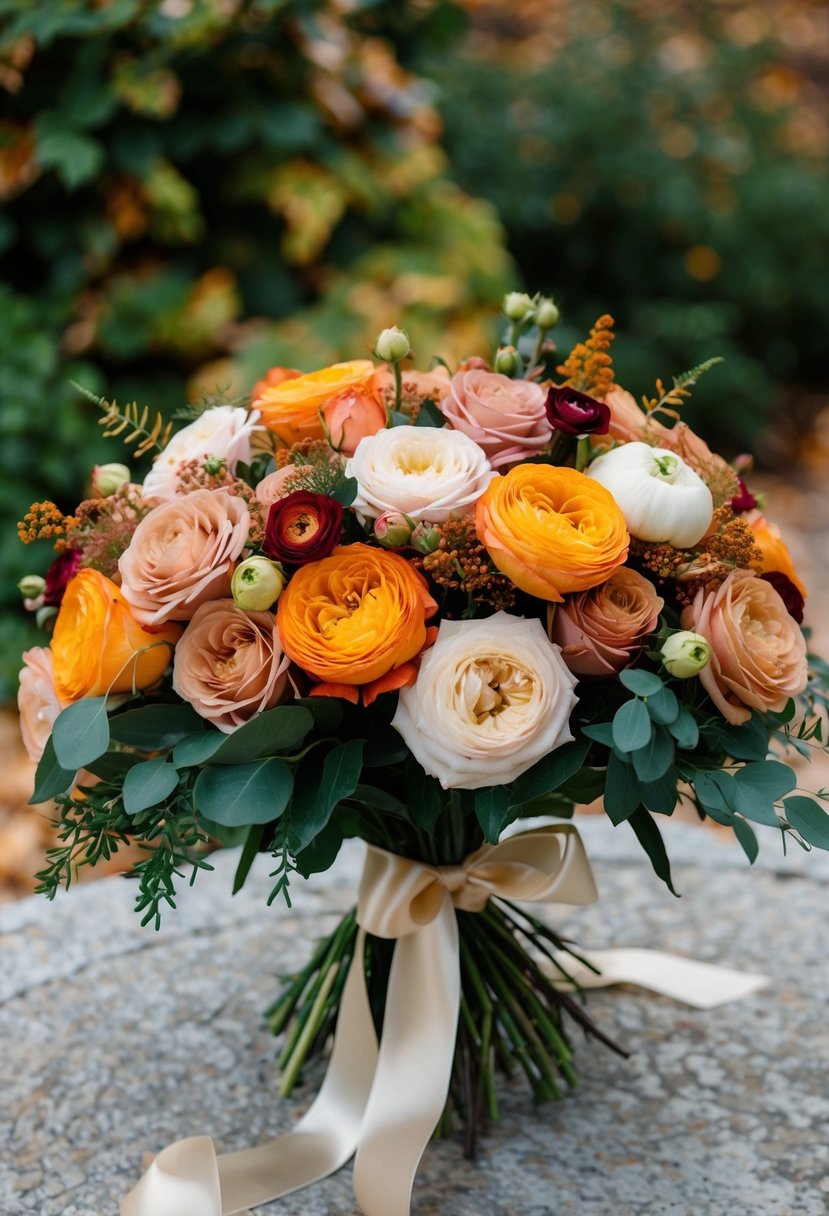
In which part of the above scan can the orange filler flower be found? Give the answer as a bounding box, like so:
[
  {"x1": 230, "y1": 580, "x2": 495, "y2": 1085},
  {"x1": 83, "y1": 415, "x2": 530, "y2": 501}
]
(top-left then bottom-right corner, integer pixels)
[
  {"x1": 276, "y1": 543, "x2": 437, "y2": 703},
  {"x1": 475, "y1": 464, "x2": 629, "y2": 602}
]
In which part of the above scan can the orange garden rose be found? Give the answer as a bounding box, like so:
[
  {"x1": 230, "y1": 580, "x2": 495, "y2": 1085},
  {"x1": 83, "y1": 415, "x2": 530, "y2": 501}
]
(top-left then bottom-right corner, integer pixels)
[
  {"x1": 748, "y1": 512, "x2": 807, "y2": 598},
  {"x1": 51, "y1": 569, "x2": 181, "y2": 703},
  {"x1": 475, "y1": 464, "x2": 629, "y2": 602},
  {"x1": 276, "y1": 543, "x2": 437, "y2": 703},
  {"x1": 254, "y1": 360, "x2": 378, "y2": 446}
]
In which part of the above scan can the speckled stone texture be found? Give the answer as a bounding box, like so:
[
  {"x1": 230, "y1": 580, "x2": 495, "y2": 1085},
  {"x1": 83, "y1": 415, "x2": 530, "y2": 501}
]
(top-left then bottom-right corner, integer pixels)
[{"x1": 1, "y1": 818, "x2": 827, "y2": 1216}]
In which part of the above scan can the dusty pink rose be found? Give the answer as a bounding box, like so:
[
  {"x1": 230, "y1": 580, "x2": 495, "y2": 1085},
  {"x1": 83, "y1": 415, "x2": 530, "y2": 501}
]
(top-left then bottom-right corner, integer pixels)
[
  {"x1": 375, "y1": 364, "x2": 452, "y2": 407},
  {"x1": 172, "y1": 600, "x2": 291, "y2": 732},
  {"x1": 255, "y1": 465, "x2": 314, "y2": 508},
  {"x1": 119, "y1": 488, "x2": 251, "y2": 626},
  {"x1": 550, "y1": 568, "x2": 664, "y2": 677},
  {"x1": 18, "y1": 647, "x2": 65, "y2": 762},
  {"x1": 682, "y1": 569, "x2": 808, "y2": 725},
  {"x1": 322, "y1": 387, "x2": 387, "y2": 455},
  {"x1": 441, "y1": 369, "x2": 551, "y2": 469}
]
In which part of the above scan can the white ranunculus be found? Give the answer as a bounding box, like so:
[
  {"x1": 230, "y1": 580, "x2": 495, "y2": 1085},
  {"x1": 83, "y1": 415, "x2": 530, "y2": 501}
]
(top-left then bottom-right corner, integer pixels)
[
  {"x1": 345, "y1": 426, "x2": 495, "y2": 523},
  {"x1": 587, "y1": 441, "x2": 713, "y2": 549},
  {"x1": 142, "y1": 406, "x2": 261, "y2": 501},
  {"x1": 392, "y1": 612, "x2": 578, "y2": 790}
]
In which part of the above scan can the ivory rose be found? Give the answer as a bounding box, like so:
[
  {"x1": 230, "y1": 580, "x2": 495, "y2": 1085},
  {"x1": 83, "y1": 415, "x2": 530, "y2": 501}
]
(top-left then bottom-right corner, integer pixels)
[
  {"x1": 681, "y1": 569, "x2": 808, "y2": 725},
  {"x1": 119, "y1": 488, "x2": 251, "y2": 626},
  {"x1": 172, "y1": 601, "x2": 291, "y2": 732},
  {"x1": 254, "y1": 360, "x2": 378, "y2": 446},
  {"x1": 441, "y1": 370, "x2": 551, "y2": 468},
  {"x1": 142, "y1": 406, "x2": 261, "y2": 502},
  {"x1": 346, "y1": 426, "x2": 495, "y2": 523},
  {"x1": 18, "y1": 647, "x2": 65, "y2": 762},
  {"x1": 51, "y1": 569, "x2": 181, "y2": 703},
  {"x1": 392, "y1": 613, "x2": 578, "y2": 790},
  {"x1": 550, "y1": 568, "x2": 664, "y2": 677},
  {"x1": 276, "y1": 543, "x2": 437, "y2": 703},
  {"x1": 475, "y1": 464, "x2": 629, "y2": 602}
]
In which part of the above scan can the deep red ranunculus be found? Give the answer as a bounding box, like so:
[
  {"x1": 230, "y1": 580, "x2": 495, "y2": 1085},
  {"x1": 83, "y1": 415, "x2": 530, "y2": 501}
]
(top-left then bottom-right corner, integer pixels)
[
  {"x1": 731, "y1": 477, "x2": 758, "y2": 513},
  {"x1": 43, "y1": 548, "x2": 83, "y2": 607},
  {"x1": 760, "y1": 571, "x2": 805, "y2": 625},
  {"x1": 263, "y1": 491, "x2": 344, "y2": 566},
  {"x1": 545, "y1": 386, "x2": 611, "y2": 436}
]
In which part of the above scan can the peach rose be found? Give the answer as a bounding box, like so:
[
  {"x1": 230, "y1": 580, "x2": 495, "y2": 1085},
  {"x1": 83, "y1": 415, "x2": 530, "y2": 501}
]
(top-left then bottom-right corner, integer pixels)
[
  {"x1": 119, "y1": 488, "x2": 251, "y2": 626},
  {"x1": 322, "y1": 386, "x2": 387, "y2": 455},
  {"x1": 748, "y1": 512, "x2": 807, "y2": 598},
  {"x1": 681, "y1": 569, "x2": 808, "y2": 725},
  {"x1": 375, "y1": 365, "x2": 451, "y2": 405},
  {"x1": 18, "y1": 647, "x2": 65, "y2": 762},
  {"x1": 256, "y1": 465, "x2": 314, "y2": 508},
  {"x1": 51, "y1": 570, "x2": 181, "y2": 703},
  {"x1": 172, "y1": 600, "x2": 291, "y2": 732},
  {"x1": 276, "y1": 543, "x2": 437, "y2": 703},
  {"x1": 441, "y1": 369, "x2": 551, "y2": 468},
  {"x1": 550, "y1": 568, "x2": 664, "y2": 677},
  {"x1": 476, "y1": 464, "x2": 629, "y2": 602},
  {"x1": 254, "y1": 360, "x2": 377, "y2": 446}
]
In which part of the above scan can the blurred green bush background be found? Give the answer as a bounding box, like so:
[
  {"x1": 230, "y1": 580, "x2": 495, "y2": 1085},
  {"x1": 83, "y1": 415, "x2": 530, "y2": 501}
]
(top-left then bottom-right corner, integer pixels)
[{"x1": 1, "y1": 0, "x2": 827, "y2": 698}]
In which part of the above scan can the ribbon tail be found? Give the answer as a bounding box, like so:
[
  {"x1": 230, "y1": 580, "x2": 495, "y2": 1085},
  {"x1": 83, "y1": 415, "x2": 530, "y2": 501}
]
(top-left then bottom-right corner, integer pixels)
[
  {"x1": 353, "y1": 896, "x2": 460, "y2": 1216},
  {"x1": 551, "y1": 947, "x2": 769, "y2": 1009}
]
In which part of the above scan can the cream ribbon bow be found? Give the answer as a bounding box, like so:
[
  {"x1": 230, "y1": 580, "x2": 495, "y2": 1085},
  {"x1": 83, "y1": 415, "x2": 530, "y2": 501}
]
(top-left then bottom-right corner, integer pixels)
[{"x1": 121, "y1": 824, "x2": 597, "y2": 1216}]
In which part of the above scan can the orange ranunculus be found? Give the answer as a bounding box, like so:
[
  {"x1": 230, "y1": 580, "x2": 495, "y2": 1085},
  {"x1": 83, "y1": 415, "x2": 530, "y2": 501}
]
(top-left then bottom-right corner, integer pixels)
[
  {"x1": 276, "y1": 543, "x2": 437, "y2": 703},
  {"x1": 748, "y1": 511, "x2": 807, "y2": 598},
  {"x1": 475, "y1": 464, "x2": 629, "y2": 603},
  {"x1": 51, "y1": 569, "x2": 182, "y2": 703},
  {"x1": 254, "y1": 360, "x2": 378, "y2": 447}
]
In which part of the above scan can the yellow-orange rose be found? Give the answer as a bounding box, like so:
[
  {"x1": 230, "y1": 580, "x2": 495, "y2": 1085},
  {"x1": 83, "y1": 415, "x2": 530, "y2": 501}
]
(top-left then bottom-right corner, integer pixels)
[
  {"x1": 748, "y1": 512, "x2": 807, "y2": 598},
  {"x1": 254, "y1": 360, "x2": 378, "y2": 446},
  {"x1": 51, "y1": 569, "x2": 182, "y2": 703},
  {"x1": 277, "y1": 543, "x2": 437, "y2": 702},
  {"x1": 475, "y1": 464, "x2": 629, "y2": 602}
]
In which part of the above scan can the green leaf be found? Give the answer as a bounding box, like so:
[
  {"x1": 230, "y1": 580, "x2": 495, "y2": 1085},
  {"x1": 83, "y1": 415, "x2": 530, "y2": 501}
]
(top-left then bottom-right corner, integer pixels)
[
  {"x1": 693, "y1": 769, "x2": 734, "y2": 817},
  {"x1": 172, "y1": 731, "x2": 226, "y2": 768},
  {"x1": 603, "y1": 752, "x2": 642, "y2": 825},
  {"x1": 612, "y1": 698, "x2": 652, "y2": 752},
  {"x1": 582, "y1": 723, "x2": 615, "y2": 749},
  {"x1": 784, "y1": 796, "x2": 829, "y2": 850},
  {"x1": 349, "y1": 784, "x2": 406, "y2": 814},
  {"x1": 82, "y1": 750, "x2": 142, "y2": 782},
  {"x1": 194, "y1": 758, "x2": 294, "y2": 827},
  {"x1": 110, "y1": 704, "x2": 205, "y2": 750},
  {"x1": 413, "y1": 397, "x2": 446, "y2": 427},
  {"x1": 510, "y1": 739, "x2": 590, "y2": 805},
  {"x1": 733, "y1": 761, "x2": 796, "y2": 803},
  {"x1": 294, "y1": 818, "x2": 345, "y2": 878},
  {"x1": 295, "y1": 697, "x2": 343, "y2": 732},
  {"x1": 732, "y1": 816, "x2": 759, "y2": 864},
  {"x1": 475, "y1": 785, "x2": 512, "y2": 844},
  {"x1": 716, "y1": 715, "x2": 770, "y2": 762},
  {"x1": 207, "y1": 706, "x2": 314, "y2": 764},
  {"x1": 619, "y1": 669, "x2": 663, "y2": 697},
  {"x1": 331, "y1": 476, "x2": 358, "y2": 507},
  {"x1": 645, "y1": 685, "x2": 680, "y2": 726},
  {"x1": 631, "y1": 727, "x2": 675, "y2": 783},
  {"x1": 628, "y1": 807, "x2": 678, "y2": 895},
  {"x1": 232, "y1": 825, "x2": 265, "y2": 894},
  {"x1": 29, "y1": 735, "x2": 76, "y2": 804},
  {"x1": 289, "y1": 740, "x2": 364, "y2": 851},
  {"x1": 557, "y1": 767, "x2": 607, "y2": 804},
  {"x1": 514, "y1": 793, "x2": 575, "y2": 819},
  {"x1": 668, "y1": 707, "x2": 699, "y2": 749},
  {"x1": 640, "y1": 767, "x2": 679, "y2": 816},
  {"x1": 122, "y1": 759, "x2": 181, "y2": 814},
  {"x1": 52, "y1": 696, "x2": 110, "y2": 769},
  {"x1": 406, "y1": 761, "x2": 444, "y2": 832}
]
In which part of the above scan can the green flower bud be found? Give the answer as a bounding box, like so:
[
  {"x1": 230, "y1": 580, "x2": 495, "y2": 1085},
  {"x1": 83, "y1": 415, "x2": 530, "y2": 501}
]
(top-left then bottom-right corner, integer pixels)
[
  {"x1": 534, "y1": 297, "x2": 560, "y2": 331},
  {"x1": 660, "y1": 630, "x2": 711, "y2": 678},
  {"x1": 494, "y1": 346, "x2": 521, "y2": 377},
  {"x1": 374, "y1": 510, "x2": 414, "y2": 549},
  {"x1": 92, "y1": 462, "x2": 131, "y2": 497},
  {"x1": 231, "y1": 556, "x2": 286, "y2": 612},
  {"x1": 502, "y1": 292, "x2": 535, "y2": 322},
  {"x1": 204, "y1": 455, "x2": 225, "y2": 475},
  {"x1": 375, "y1": 326, "x2": 411, "y2": 363},
  {"x1": 411, "y1": 522, "x2": 441, "y2": 554},
  {"x1": 36, "y1": 605, "x2": 58, "y2": 630},
  {"x1": 18, "y1": 574, "x2": 46, "y2": 599}
]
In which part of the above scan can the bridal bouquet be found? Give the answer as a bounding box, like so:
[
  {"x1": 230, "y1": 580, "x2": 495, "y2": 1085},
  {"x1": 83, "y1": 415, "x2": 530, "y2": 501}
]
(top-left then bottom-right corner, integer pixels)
[{"x1": 16, "y1": 293, "x2": 829, "y2": 1214}]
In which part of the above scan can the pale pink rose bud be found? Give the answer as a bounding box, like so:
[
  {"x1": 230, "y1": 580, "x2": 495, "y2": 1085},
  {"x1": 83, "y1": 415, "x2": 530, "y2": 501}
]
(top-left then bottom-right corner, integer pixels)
[
  {"x1": 502, "y1": 291, "x2": 535, "y2": 322},
  {"x1": 375, "y1": 325, "x2": 411, "y2": 363},
  {"x1": 92, "y1": 462, "x2": 131, "y2": 497},
  {"x1": 534, "y1": 297, "x2": 560, "y2": 330},
  {"x1": 660, "y1": 630, "x2": 711, "y2": 678},
  {"x1": 374, "y1": 510, "x2": 414, "y2": 548},
  {"x1": 231, "y1": 556, "x2": 286, "y2": 611},
  {"x1": 322, "y1": 387, "x2": 387, "y2": 456}
]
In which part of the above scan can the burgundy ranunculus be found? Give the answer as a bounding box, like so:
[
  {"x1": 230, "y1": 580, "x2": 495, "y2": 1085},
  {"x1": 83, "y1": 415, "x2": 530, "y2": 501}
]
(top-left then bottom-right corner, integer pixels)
[
  {"x1": 43, "y1": 548, "x2": 83, "y2": 607},
  {"x1": 545, "y1": 387, "x2": 611, "y2": 437},
  {"x1": 263, "y1": 491, "x2": 344, "y2": 566},
  {"x1": 731, "y1": 477, "x2": 758, "y2": 513},
  {"x1": 760, "y1": 571, "x2": 805, "y2": 625}
]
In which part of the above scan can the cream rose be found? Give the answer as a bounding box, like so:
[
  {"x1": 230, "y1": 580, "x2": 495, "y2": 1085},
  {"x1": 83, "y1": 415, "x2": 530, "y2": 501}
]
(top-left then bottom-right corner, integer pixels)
[
  {"x1": 392, "y1": 612, "x2": 578, "y2": 790},
  {"x1": 18, "y1": 647, "x2": 65, "y2": 763},
  {"x1": 142, "y1": 406, "x2": 261, "y2": 501},
  {"x1": 119, "y1": 488, "x2": 251, "y2": 626},
  {"x1": 441, "y1": 370, "x2": 551, "y2": 469},
  {"x1": 346, "y1": 426, "x2": 495, "y2": 523},
  {"x1": 172, "y1": 600, "x2": 291, "y2": 732}
]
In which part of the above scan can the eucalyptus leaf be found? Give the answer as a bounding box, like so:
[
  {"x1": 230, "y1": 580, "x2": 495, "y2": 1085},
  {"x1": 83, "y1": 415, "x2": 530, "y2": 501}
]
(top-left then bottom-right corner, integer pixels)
[
  {"x1": 631, "y1": 727, "x2": 675, "y2": 783},
  {"x1": 194, "y1": 758, "x2": 294, "y2": 826},
  {"x1": 619, "y1": 669, "x2": 663, "y2": 697},
  {"x1": 603, "y1": 752, "x2": 642, "y2": 825},
  {"x1": 208, "y1": 706, "x2": 314, "y2": 764},
  {"x1": 645, "y1": 685, "x2": 680, "y2": 726},
  {"x1": 668, "y1": 707, "x2": 699, "y2": 749},
  {"x1": 110, "y1": 703, "x2": 205, "y2": 750},
  {"x1": 29, "y1": 735, "x2": 76, "y2": 804},
  {"x1": 732, "y1": 816, "x2": 759, "y2": 863},
  {"x1": 173, "y1": 731, "x2": 226, "y2": 768},
  {"x1": 123, "y1": 759, "x2": 181, "y2": 814},
  {"x1": 612, "y1": 698, "x2": 652, "y2": 753},
  {"x1": 784, "y1": 796, "x2": 829, "y2": 850},
  {"x1": 52, "y1": 696, "x2": 110, "y2": 769}
]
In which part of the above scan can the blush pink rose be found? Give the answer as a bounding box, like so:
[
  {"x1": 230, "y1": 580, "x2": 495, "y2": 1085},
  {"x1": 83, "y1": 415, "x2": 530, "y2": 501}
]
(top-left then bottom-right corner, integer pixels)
[
  {"x1": 442, "y1": 369, "x2": 551, "y2": 469},
  {"x1": 172, "y1": 600, "x2": 291, "y2": 732},
  {"x1": 256, "y1": 465, "x2": 314, "y2": 509},
  {"x1": 550, "y1": 568, "x2": 664, "y2": 677},
  {"x1": 119, "y1": 488, "x2": 251, "y2": 626},
  {"x1": 322, "y1": 387, "x2": 387, "y2": 456},
  {"x1": 681, "y1": 569, "x2": 808, "y2": 725},
  {"x1": 18, "y1": 647, "x2": 65, "y2": 762}
]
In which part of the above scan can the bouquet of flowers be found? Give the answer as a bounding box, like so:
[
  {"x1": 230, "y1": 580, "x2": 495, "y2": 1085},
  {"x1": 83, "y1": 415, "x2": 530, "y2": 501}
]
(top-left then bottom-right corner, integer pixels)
[{"x1": 16, "y1": 292, "x2": 829, "y2": 1216}]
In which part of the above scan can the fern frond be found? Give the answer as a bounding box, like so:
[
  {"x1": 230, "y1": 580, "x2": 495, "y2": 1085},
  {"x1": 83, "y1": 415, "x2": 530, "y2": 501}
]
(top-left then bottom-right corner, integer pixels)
[
  {"x1": 641, "y1": 357, "x2": 724, "y2": 418},
  {"x1": 72, "y1": 382, "x2": 173, "y2": 455}
]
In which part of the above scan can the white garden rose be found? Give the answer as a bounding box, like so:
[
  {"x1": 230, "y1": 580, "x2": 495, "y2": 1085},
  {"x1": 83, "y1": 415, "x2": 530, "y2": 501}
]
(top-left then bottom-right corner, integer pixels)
[
  {"x1": 587, "y1": 441, "x2": 713, "y2": 549},
  {"x1": 392, "y1": 612, "x2": 578, "y2": 790},
  {"x1": 142, "y1": 405, "x2": 261, "y2": 501},
  {"x1": 345, "y1": 426, "x2": 495, "y2": 524}
]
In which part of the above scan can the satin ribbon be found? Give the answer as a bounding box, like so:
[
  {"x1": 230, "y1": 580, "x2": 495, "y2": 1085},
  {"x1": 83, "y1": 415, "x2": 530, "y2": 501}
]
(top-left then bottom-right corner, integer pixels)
[{"x1": 121, "y1": 824, "x2": 596, "y2": 1216}]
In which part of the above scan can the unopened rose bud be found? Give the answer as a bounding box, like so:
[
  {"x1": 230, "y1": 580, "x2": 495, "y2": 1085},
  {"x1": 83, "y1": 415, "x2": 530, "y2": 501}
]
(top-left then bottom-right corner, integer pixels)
[
  {"x1": 411, "y1": 522, "x2": 441, "y2": 554},
  {"x1": 18, "y1": 574, "x2": 46, "y2": 600},
  {"x1": 374, "y1": 510, "x2": 414, "y2": 549},
  {"x1": 231, "y1": 556, "x2": 286, "y2": 611},
  {"x1": 494, "y1": 346, "x2": 521, "y2": 377},
  {"x1": 660, "y1": 630, "x2": 711, "y2": 678},
  {"x1": 502, "y1": 292, "x2": 535, "y2": 322},
  {"x1": 36, "y1": 605, "x2": 58, "y2": 631},
  {"x1": 375, "y1": 326, "x2": 411, "y2": 363},
  {"x1": 92, "y1": 462, "x2": 131, "y2": 497},
  {"x1": 534, "y1": 297, "x2": 560, "y2": 331}
]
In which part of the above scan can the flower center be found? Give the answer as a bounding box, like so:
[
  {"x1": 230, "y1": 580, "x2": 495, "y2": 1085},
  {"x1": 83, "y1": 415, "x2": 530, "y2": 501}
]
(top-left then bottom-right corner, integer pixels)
[
  {"x1": 466, "y1": 658, "x2": 534, "y2": 723},
  {"x1": 285, "y1": 511, "x2": 319, "y2": 543},
  {"x1": 650, "y1": 453, "x2": 680, "y2": 482}
]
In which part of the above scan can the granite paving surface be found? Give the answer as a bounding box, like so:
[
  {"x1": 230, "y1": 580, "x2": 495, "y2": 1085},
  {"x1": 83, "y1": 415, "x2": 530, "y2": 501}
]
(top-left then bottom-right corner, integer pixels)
[{"x1": 1, "y1": 819, "x2": 827, "y2": 1216}]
